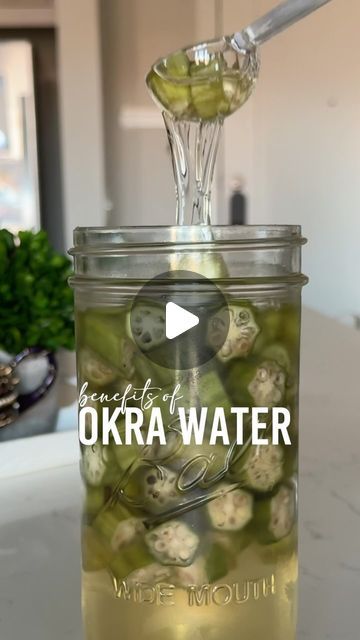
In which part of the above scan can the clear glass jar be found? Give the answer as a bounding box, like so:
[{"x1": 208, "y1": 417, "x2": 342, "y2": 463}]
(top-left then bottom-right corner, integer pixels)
[{"x1": 70, "y1": 225, "x2": 307, "y2": 640}]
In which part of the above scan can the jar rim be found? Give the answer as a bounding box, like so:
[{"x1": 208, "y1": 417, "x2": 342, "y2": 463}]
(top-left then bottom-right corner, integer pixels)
[{"x1": 70, "y1": 225, "x2": 306, "y2": 255}]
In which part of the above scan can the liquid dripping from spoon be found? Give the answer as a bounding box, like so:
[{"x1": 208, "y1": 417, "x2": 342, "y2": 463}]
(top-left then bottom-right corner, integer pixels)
[
  {"x1": 147, "y1": 42, "x2": 259, "y2": 227},
  {"x1": 163, "y1": 114, "x2": 223, "y2": 225}
]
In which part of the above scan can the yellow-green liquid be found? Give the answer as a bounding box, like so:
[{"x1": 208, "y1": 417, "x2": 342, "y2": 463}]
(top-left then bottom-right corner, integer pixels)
[{"x1": 83, "y1": 536, "x2": 297, "y2": 640}]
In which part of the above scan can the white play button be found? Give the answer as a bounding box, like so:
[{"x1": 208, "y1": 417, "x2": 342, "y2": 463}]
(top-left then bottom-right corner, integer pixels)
[{"x1": 166, "y1": 302, "x2": 199, "y2": 340}]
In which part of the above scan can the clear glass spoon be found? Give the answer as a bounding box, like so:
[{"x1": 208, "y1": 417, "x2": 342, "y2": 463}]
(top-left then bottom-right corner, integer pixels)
[
  {"x1": 232, "y1": 0, "x2": 333, "y2": 52},
  {"x1": 147, "y1": 0, "x2": 333, "y2": 228}
]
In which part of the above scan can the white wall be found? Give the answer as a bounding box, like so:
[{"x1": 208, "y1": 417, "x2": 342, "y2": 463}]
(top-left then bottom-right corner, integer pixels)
[
  {"x1": 0, "y1": 0, "x2": 54, "y2": 26},
  {"x1": 253, "y1": 0, "x2": 360, "y2": 320},
  {"x1": 222, "y1": 0, "x2": 360, "y2": 322},
  {"x1": 55, "y1": 0, "x2": 106, "y2": 250},
  {"x1": 221, "y1": 0, "x2": 257, "y2": 225},
  {"x1": 100, "y1": 0, "x2": 219, "y2": 227}
]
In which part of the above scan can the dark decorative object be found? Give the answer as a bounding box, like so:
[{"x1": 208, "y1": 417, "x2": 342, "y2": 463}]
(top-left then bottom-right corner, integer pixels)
[
  {"x1": 0, "y1": 362, "x2": 19, "y2": 428},
  {"x1": 0, "y1": 229, "x2": 74, "y2": 439}
]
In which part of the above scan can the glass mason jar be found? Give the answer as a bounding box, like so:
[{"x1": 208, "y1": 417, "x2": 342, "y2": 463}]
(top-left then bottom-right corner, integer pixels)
[{"x1": 70, "y1": 225, "x2": 307, "y2": 640}]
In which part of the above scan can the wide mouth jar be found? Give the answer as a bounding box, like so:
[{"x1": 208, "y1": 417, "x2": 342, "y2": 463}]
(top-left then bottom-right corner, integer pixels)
[{"x1": 69, "y1": 225, "x2": 308, "y2": 303}]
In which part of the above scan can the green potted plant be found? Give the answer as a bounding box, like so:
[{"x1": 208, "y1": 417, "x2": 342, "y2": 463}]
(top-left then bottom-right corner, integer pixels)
[{"x1": 0, "y1": 228, "x2": 74, "y2": 439}]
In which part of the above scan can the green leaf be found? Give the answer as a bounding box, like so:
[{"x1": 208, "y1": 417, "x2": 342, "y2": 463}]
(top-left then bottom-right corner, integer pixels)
[{"x1": 0, "y1": 229, "x2": 75, "y2": 354}]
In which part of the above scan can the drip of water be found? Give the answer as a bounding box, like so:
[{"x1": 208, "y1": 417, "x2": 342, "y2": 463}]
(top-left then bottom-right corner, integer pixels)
[{"x1": 163, "y1": 113, "x2": 223, "y2": 226}]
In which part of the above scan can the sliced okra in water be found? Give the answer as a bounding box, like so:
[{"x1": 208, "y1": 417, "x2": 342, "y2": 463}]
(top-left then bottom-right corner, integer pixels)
[
  {"x1": 142, "y1": 384, "x2": 180, "y2": 428},
  {"x1": 94, "y1": 503, "x2": 144, "y2": 552},
  {"x1": 254, "y1": 304, "x2": 300, "y2": 354},
  {"x1": 182, "y1": 440, "x2": 234, "y2": 482},
  {"x1": 195, "y1": 369, "x2": 233, "y2": 419},
  {"x1": 147, "y1": 52, "x2": 191, "y2": 118},
  {"x1": 254, "y1": 482, "x2": 296, "y2": 544},
  {"x1": 142, "y1": 465, "x2": 182, "y2": 514},
  {"x1": 225, "y1": 356, "x2": 287, "y2": 407},
  {"x1": 133, "y1": 352, "x2": 178, "y2": 387},
  {"x1": 190, "y1": 57, "x2": 230, "y2": 120},
  {"x1": 261, "y1": 344, "x2": 291, "y2": 374},
  {"x1": 171, "y1": 556, "x2": 208, "y2": 587},
  {"x1": 228, "y1": 443, "x2": 284, "y2": 493},
  {"x1": 111, "y1": 419, "x2": 147, "y2": 472},
  {"x1": 81, "y1": 442, "x2": 118, "y2": 488},
  {"x1": 165, "y1": 51, "x2": 190, "y2": 77},
  {"x1": 145, "y1": 519, "x2": 199, "y2": 566},
  {"x1": 110, "y1": 539, "x2": 154, "y2": 581},
  {"x1": 248, "y1": 360, "x2": 286, "y2": 406},
  {"x1": 191, "y1": 77, "x2": 229, "y2": 120},
  {"x1": 79, "y1": 347, "x2": 118, "y2": 387},
  {"x1": 125, "y1": 562, "x2": 172, "y2": 587},
  {"x1": 208, "y1": 302, "x2": 260, "y2": 363},
  {"x1": 147, "y1": 71, "x2": 192, "y2": 119},
  {"x1": 207, "y1": 483, "x2": 253, "y2": 531},
  {"x1": 81, "y1": 309, "x2": 136, "y2": 376},
  {"x1": 127, "y1": 300, "x2": 166, "y2": 352}
]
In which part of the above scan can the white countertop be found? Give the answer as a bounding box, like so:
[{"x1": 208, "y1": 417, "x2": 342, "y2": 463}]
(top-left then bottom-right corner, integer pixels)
[{"x1": 0, "y1": 308, "x2": 359, "y2": 640}]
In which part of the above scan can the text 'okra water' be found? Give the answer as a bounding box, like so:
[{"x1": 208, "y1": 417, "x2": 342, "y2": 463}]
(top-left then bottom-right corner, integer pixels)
[{"x1": 70, "y1": 29, "x2": 308, "y2": 640}]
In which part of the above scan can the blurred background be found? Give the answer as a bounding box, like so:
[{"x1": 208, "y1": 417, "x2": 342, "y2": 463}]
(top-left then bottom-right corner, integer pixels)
[{"x1": 0, "y1": 0, "x2": 357, "y2": 323}]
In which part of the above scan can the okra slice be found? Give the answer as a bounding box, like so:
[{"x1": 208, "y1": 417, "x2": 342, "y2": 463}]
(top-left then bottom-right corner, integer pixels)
[
  {"x1": 254, "y1": 304, "x2": 300, "y2": 354},
  {"x1": 142, "y1": 385, "x2": 179, "y2": 429},
  {"x1": 208, "y1": 303, "x2": 260, "y2": 363},
  {"x1": 127, "y1": 300, "x2": 166, "y2": 352},
  {"x1": 79, "y1": 347, "x2": 118, "y2": 387},
  {"x1": 82, "y1": 310, "x2": 136, "y2": 377},
  {"x1": 133, "y1": 352, "x2": 178, "y2": 387},
  {"x1": 190, "y1": 58, "x2": 230, "y2": 120},
  {"x1": 171, "y1": 251, "x2": 229, "y2": 279},
  {"x1": 143, "y1": 466, "x2": 181, "y2": 514},
  {"x1": 81, "y1": 442, "x2": 118, "y2": 488},
  {"x1": 254, "y1": 483, "x2": 296, "y2": 544},
  {"x1": 248, "y1": 360, "x2": 286, "y2": 406},
  {"x1": 111, "y1": 419, "x2": 146, "y2": 473},
  {"x1": 228, "y1": 443, "x2": 284, "y2": 493},
  {"x1": 148, "y1": 52, "x2": 191, "y2": 118},
  {"x1": 94, "y1": 503, "x2": 144, "y2": 552},
  {"x1": 148, "y1": 71, "x2": 192, "y2": 119},
  {"x1": 165, "y1": 51, "x2": 190, "y2": 77},
  {"x1": 207, "y1": 483, "x2": 253, "y2": 531},
  {"x1": 225, "y1": 357, "x2": 286, "y2": 407},
  {"x1": 171, "y1": 557, "x2": 208, "y2": 587},
  {"x1": 191, "y1": 78, "x2": 229, "y2": 121},
  {"x1": 110, "y1": 540, "x2": 154, "y2": 581},
  {"x1": 196, "y1": 369, "x2": 232, "y2": 414},
  {"x1": 261, "y1": 344, "x2": 291, "y2": 373},
  {"x1": 126, "y1": 562, "x2": 172, "y2": 587},
  {"x1": 178, "y1": 368, "x2": 233, "y2": 429},
  {"x1": 145, "y1": 520, "x2": 199, "y2": 566}
]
